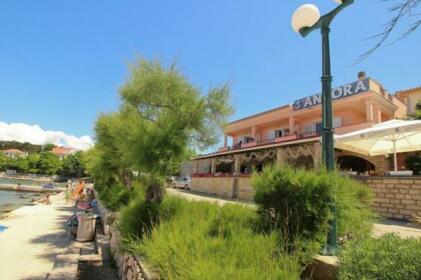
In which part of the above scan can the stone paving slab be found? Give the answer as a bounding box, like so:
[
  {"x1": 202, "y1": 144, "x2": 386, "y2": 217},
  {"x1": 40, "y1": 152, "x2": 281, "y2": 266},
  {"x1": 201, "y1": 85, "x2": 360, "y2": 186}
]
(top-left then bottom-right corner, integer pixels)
[{"x1": 0, "y1": 192, "x2": 74, "y2": 280}]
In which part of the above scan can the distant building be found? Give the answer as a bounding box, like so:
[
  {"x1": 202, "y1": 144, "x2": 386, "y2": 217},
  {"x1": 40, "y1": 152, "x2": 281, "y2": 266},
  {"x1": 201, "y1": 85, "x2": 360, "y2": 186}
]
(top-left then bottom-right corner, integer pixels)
[
  {"x1": 396, "y1": 86, "x2": 421, "y2": 114},
  {"x1": 2, "y1": 148, "x2": 28, "y2": 158},
  {"x1": 51, "y1": 146, "x2": 76, "y2": 160}
]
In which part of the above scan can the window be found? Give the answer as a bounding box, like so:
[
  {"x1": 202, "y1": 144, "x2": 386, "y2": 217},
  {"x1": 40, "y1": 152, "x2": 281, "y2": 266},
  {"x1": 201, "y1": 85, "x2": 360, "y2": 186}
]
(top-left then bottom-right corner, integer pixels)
[
  {"x1": 304, "y1": 117, "x2": 341, "y2": 135},
  {"x1": 275, "y1": 128, "x2": 290, "y2": 138},
  {"x1": 304, "y1": 123, "x2": 316, "y2": 134}
]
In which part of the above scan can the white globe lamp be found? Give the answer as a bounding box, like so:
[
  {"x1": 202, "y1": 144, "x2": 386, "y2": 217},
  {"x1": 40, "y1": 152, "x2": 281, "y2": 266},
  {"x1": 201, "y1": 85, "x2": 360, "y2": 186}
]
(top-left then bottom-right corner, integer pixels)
[{"x1": 291, "y1": 4, "x2": 321, "y2": 33}]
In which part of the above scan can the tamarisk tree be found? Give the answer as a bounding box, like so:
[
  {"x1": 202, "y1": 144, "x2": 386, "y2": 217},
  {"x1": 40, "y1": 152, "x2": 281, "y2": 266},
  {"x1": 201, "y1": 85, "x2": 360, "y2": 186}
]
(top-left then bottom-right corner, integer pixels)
[{"x1": 90, "y1": 58, "x2": 233, "y2": 203}]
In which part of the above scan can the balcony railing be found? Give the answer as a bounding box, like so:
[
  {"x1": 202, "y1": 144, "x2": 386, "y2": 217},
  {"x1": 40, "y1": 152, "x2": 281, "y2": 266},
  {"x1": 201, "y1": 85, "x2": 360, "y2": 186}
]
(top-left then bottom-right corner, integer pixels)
[{"x1": 223, "y1": 131, "x2": 321, "y2": 152}]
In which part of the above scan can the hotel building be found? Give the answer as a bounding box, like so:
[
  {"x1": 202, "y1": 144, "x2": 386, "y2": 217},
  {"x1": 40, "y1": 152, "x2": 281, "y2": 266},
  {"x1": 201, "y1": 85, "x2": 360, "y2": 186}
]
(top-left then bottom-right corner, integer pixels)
[{"x1": 187, "y1": 72, "x2": 421, "y2": 179}]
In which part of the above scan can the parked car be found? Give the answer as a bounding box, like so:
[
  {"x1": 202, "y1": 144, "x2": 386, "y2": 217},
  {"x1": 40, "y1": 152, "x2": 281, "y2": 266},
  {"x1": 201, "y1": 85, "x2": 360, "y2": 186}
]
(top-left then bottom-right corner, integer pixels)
[{"x1": 173, "y1": 176, "x2": 191, "y2": 190}]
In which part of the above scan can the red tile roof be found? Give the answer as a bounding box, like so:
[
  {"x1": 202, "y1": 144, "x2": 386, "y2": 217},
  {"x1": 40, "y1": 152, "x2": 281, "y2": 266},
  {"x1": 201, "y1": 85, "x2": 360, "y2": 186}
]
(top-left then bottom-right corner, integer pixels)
[
  {"x1": 395, "y1": 86, "x2": 421, "y2": 96},
  {"x1": 3, "y1": 148, "x2": 25, "y2": 154},
  {"x1": 51, "y1": 147, "x2": 75, "y2": 155}
]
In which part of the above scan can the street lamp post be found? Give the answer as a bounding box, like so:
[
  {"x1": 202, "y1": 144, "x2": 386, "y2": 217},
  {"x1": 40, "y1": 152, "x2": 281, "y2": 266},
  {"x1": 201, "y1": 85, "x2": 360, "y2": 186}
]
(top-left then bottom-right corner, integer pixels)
[{"x1": 291, "y1": 0, "x2": 354, "y2": 256}]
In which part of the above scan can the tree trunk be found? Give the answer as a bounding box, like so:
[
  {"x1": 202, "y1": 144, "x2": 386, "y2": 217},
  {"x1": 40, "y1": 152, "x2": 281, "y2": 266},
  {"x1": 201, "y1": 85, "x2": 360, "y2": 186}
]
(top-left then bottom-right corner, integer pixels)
[{"x1": 145, "y1": 176, "x2": 164, "y2": 203}]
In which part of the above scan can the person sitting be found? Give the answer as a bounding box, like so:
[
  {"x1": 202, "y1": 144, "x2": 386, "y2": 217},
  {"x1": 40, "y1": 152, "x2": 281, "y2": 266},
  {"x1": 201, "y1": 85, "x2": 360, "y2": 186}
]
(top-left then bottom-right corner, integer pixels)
[{"x1": 36, "y1": 194, "x2": 50, "y2": 205}]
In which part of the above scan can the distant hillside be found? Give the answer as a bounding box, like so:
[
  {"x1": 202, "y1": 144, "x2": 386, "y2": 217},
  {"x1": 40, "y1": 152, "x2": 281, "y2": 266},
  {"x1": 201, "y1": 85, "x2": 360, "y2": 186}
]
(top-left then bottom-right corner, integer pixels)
[{"x1": 0, "y1": 141, "x2": 54, "y2": 154}]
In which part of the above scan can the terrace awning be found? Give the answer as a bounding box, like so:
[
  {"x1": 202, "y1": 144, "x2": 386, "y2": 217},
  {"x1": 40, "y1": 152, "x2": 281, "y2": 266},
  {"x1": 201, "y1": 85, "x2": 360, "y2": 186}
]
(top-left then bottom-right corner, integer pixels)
[{"x1": 334, "y1": 120, "x2": 421, "y2": 171}]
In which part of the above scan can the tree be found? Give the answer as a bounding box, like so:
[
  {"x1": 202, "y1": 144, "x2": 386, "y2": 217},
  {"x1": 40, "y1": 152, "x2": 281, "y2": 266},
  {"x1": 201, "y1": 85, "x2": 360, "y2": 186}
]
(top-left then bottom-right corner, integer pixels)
[
  {"x1": 119, "y1": 59, "x2": 233, "y2": 202},
  {"x1": 36, "y1": 152, "x2": 61, "y2": 175},
  {"x1": 358, "y1": 0, "x2": 421, "y2": 62},
  {"x1": 6, "y1": 157, "x2": 28, "y2": 173},
  {"x1": 90, "y1": 58, "x2": 233, "y2": 203},
  {"x1": 26, "y1": 153, "x2": 40, "y2": 174},
  {"x1": 43, "y1": 143, "x2": 56, "y2": 152},
  {"x1": 58, "y1": 151, "x2": 87, "y2": 178},
  {"x1": 0, "y1": 153, "x2": 7, "y2": 171}
]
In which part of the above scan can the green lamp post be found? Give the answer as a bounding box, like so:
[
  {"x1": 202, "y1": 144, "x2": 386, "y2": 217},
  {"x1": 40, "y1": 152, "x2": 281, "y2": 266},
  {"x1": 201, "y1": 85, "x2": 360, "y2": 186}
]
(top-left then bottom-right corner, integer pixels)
[{"x1": 291, "y1": 0, "x2": 354, "y2": 256}]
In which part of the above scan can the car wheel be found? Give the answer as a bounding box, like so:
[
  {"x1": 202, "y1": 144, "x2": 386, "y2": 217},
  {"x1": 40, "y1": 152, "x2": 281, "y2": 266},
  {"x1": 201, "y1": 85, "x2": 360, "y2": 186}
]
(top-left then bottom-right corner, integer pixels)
[{"x1": 184, "y1": 184, "x2": 190, "y2": 190}]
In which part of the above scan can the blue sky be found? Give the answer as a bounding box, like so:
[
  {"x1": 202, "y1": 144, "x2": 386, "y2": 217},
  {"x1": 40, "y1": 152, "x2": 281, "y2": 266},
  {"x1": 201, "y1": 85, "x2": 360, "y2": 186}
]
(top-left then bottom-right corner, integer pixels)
[{"x1": 0, "y1": 0, "x2": 420, "y2": 146}]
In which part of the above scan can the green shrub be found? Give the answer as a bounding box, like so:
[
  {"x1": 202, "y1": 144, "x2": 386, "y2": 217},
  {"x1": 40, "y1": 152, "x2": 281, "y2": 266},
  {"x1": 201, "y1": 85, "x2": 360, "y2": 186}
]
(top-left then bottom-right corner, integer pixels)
[
  {"x1": 252, "y1": 165, "x2": 374, "y2": 251},
  {"x1": 96, "y1": 183, "x2": 131, "y2": 211},
  {"x1": 338, "y1": 234, "x2": 421, "y2": 280},
  {"x1": 119, "y1": 194, "x2": 182, "y2": 239},
  {"x1": 127, "y1": 196, "x2": 302, "y2": 280}
]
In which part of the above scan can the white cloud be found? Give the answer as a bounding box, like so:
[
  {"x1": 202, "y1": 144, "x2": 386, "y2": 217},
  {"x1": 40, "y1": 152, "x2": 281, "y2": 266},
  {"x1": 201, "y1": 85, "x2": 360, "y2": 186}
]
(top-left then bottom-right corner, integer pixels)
[{"x1": 0, "y1": 122, "x2": 93, "y2": 151}]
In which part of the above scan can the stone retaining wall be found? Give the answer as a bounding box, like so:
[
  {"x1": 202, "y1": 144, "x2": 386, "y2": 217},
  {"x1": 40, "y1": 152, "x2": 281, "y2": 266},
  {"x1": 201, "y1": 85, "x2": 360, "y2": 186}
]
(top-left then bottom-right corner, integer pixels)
[
  {"x1": 237, "y1": 177, "x2": 254, "y2": 201},
  {"x1": 191, "y1": 176, "x2": 421, "y2": 220},
  {"x1": 96, "y1": 199, "x2": 159, "y2": 280},
  {"x1": 191, "y1": 176, "x2": 254, "y2": 200},
  {"x1": 361, "y1": 176, "x2": 421, "y2": 220}
]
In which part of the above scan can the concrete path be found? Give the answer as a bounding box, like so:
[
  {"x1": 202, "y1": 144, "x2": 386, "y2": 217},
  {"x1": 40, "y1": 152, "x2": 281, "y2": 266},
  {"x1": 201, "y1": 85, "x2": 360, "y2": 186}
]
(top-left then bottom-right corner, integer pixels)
[
  {"x1": 167, "y1": 188, "x2": 421, "y2": 239},
  {"x1": 0, "y1": 193, "x2": 74, "y2": 280}
]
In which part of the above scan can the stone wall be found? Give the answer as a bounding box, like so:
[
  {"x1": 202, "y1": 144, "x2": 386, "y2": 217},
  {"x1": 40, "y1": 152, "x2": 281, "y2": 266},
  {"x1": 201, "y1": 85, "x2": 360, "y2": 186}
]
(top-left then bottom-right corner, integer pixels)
[
  {"x1": 191, "y1": 177, "x2": 235, "y2": 199},
  {"x1": 362, "y1": 176, "x2": 421, "y2": 220},
  {"x1": 109, "y1": 225, "x2": 158, "y2": 280},
  {"x1": 180, "y1": 160, "x2": 195, "y2": 176},
  {"x1": 191, "y1": 176, "x2": 254, "y2": 201},
  {"x1": 96, "y1": 198, "x2": 158, "y2": 280},
  {"x1": 237, "y1": 177, "x2": 254, "y2": 201},
  {"x1": 191, "y1": 175, "x2": 421, "y2": 221}
]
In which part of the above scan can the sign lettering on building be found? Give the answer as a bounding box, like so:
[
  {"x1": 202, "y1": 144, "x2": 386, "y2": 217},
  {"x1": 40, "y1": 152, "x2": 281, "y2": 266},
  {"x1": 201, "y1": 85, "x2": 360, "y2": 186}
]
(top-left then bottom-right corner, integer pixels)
[{"x1": 293, "y1": 78, "x2": 370, "y2": 111}]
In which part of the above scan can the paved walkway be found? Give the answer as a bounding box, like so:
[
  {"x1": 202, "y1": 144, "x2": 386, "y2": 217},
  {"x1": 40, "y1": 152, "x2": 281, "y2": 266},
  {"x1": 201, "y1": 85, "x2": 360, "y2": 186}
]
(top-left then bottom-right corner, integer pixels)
[
  {"x1": 167, "y1": 188, "x2": 421, "y2": 238},
  {"x1": 0, "y1": 193, "x2": 74, "y2": 280}
]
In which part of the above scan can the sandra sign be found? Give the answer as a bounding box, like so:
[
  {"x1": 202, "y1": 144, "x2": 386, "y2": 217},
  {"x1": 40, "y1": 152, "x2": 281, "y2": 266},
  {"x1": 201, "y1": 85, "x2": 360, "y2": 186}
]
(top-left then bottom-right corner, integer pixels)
[{"x1": 293, "y1": 78, "x2": 370, "y2": 111}]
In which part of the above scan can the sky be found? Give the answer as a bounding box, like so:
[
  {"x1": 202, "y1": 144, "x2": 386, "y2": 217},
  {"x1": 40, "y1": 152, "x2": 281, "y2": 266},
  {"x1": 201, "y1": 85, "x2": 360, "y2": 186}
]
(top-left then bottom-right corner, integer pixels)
[{"x1": 0, "y1": 0, "x2": 420, "y2": 149}]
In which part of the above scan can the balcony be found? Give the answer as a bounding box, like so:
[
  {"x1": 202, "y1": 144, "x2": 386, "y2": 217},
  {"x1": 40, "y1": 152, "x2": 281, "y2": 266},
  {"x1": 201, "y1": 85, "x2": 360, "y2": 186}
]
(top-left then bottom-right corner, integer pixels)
[{"x1": 218, "y1": 132, "x2": 323, "y2": 153}]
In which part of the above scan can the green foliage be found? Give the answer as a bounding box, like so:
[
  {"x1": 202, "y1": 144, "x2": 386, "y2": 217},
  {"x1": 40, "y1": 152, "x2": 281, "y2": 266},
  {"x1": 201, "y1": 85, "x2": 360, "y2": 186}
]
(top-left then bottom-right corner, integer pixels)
[
  {"x1": 0, "y1": 150, "x2": 63, "y2": 175},
  {"x1": 87, "y1": 57, "x2": 233, "y2": 201},
  {"x1": 58, "y1": 151, "x2": 87, "y2": 178},
  {"x1": 119, "y1": 192, "x2": 179, "y2": 239},
  {"x1": 96, "y1": 182, "x2": 131, "y2": 211},
  {"x1": 338, "y1": 234, "x2": 421, "y2": 280},
  {"x1": 252, "y1": 165, "x2": 374, "y2": 251},
  {"x1": 118, "y1": 58, "x2": 233, "y2": 177},
  {"x1": 0, "y1": 153, "x2": 8, "y2": 171},
  {"x1": 35, "y1": 152, "x2": 61, "y2": 175},
  {"x1": 407, "y1": 100, "x2": 421, "y2": 120},
  {"x1": 5, "y1": 157, "x2": 29, "y2": 172},
  {"x1": 26, "y1": 153, "x2": 40, "y2": 174},
  {"x1": 405, "y1": 153, "x2": 421, "y2": 175},
  {"x1": 0, "y1": 140, "x2": 42, "y2": 154},
  {"x1": 43, "y1": 143, "x2": 56, "y2": 151},
  {"x1": 125, "y1": 196, "x2": 301, "y2": 280}
]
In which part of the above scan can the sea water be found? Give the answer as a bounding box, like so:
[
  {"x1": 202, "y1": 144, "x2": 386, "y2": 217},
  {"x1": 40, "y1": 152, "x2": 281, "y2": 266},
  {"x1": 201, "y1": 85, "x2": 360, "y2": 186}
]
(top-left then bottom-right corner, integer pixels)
[
  {"x1": 0, "y1": 177, "x2": 48, "y2": 187},
  {"x1": 0, "y1": 190, "x2": 43, "y2": 218}
]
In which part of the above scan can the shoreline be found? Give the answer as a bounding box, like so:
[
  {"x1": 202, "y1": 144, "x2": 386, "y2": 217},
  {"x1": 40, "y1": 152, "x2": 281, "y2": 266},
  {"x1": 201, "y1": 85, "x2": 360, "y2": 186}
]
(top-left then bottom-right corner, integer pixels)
[
  {"x1": 0, "y1": 191, "x2": 64, "y2": 220},
  {"x1": 0, "y1": 183, "x2": 65, "y2": 193},
  {"x1": 0, "y1": 173, "x2": 55, "y2": 183}
]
